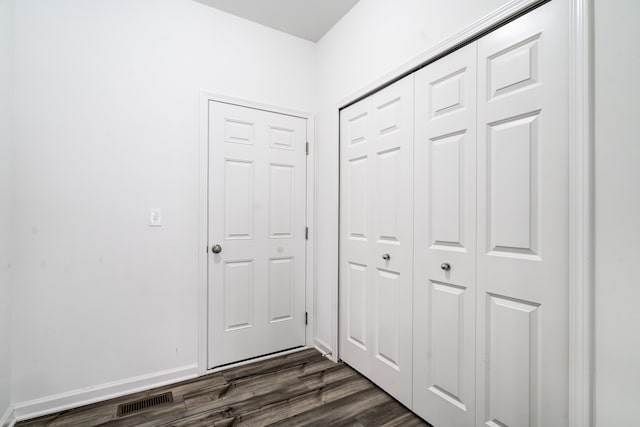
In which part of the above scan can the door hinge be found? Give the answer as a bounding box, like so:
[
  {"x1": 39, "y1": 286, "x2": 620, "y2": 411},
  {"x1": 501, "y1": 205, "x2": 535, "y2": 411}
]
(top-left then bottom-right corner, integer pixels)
[
  {"x1": 305, "y1": 312, "x2": 308, "y2": 325},
  {"x1": 305, "y1": 227, "x2": 309, "y2": 240},
  {"x1": 306, "y1": 142, "x2": 309, "y2": 155}
]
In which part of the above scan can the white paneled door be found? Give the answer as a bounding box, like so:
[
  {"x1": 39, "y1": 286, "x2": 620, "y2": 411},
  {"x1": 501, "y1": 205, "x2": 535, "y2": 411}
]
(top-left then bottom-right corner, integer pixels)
[
  {"x1": 339, "y1": 75, "x2": 414, "y2": 407},
  {"x1": 413, "y1": 42, "x2": 478, "y2": 427},
  {"x1": 339, "y1": 2, "x2": 569, "y2": 425},
  {"x1": 476, "y1": 1, "x2": 569, "y2": 426},
  {"x1": 208, "y1": 101, "x2": 307, "y2": 368}
]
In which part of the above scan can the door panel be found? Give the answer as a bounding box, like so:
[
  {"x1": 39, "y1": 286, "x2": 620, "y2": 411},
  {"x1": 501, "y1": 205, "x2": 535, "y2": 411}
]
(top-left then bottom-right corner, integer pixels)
[
  {"x1": 224, "y1": 160, "x2": 254, "y2": 240},
  {"x1": 340, "y1": 75, "x2": 414, "y2": 406},
  {"x1": 347, "y1": 156, "x2": 368, "y2": 240},
  {"x1": 268, "y1": 257, "x2": 295, "y2": 322},
  {"x1": 486, "y1": 294, "x2": 540, "y2": 427},
  {"x1": 487, "y1": 112, "x2": 540, "y2": 256},
  {"x1": 268, "y1": 164, "x2": 295, "y2": 238},
  {"x1": 208, "y1": 101, "x2": 307, "y2": 368},
  {"x1": 377, "y1": 148, "x2": 401, "y2": 242},
  {"x1": 375, "y1": 268, "x2": 401, "y2": 368},
  {"x1": 430, "y1": 132, "x2": 465, "y2": 248},
  {"x1": 347, "y1": 262, "x2": 368, "y2": 350},
  {"x1": 413, "y1": 42, "x2": 477, "y2": 427},
  {"x1": 429, "y1": 280, "x2": 466, "y2": 405},
  {"x1": 223, "y1": 260, "x2": 254, "y2": 331},
  {"x1": 476, "y1": 1, "x2": 569, "y2": 426}
]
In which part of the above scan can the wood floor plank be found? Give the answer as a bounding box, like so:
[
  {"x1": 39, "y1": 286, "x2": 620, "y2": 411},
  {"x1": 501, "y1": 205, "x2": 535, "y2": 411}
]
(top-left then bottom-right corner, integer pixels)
[
  {"x1": 266, "y1": 387, "x2": 393, "y2": 427},
  {"x1": 158, "y1": 378, "x2": 316, "y2": 427},
  {"x1": 220, "y1": 348, "x2": 322, "y2": 381},
  {"x1": 183, "y1": 369, "x2": 309, "y2": 410},
  {"x1": 229, "y1": 374, "x2": 376, "y2": 426},
  {"x1": 157, "y1": 363, "x2": 372, "y2": 426},
  {"x1": 297, "y1": 362, "x2": 359, "y2": 390},
  {"x1": 16, "y1": 349, "x2": 432, "y2": 427},
  {"x1": 333, "y1": 398, "x2": 420, "y2": 427},
  {"x1": 382, "y1": 412, "x2": 432, "y2": 427},
  {"x1": 172, "y1": 374, "x2": 311, "y2": 424}
]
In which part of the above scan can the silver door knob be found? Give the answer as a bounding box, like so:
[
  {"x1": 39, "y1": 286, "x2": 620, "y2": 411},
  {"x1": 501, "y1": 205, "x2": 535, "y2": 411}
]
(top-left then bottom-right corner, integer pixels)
[
  {"x1": 382, "y1": 253, "x2": 390, "y2": 261},
  {"x1": 441, "y1": 262, "x2": 451, "y2": 271},
  {"x1": 212, "y1": 244, "x2": 222, "y2": 254}
]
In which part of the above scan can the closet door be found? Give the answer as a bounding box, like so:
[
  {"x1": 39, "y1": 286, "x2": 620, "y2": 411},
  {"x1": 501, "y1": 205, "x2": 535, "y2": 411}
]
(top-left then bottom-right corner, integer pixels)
[
  {"x1": 476, "y1": 1, "x2": 569, "y2": 426},
  {"x1": 339, "y1": 75, "x2": 414, "y2": 406},
  {"x1": 413, "y1": 43, "x2": 477, "y2": 427}
]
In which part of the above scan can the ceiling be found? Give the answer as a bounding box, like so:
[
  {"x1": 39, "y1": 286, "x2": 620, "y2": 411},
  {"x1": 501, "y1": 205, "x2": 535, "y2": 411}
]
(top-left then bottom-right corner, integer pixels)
[{"x1": 193, "y1": 0, "x2": 360, "y2": 42}]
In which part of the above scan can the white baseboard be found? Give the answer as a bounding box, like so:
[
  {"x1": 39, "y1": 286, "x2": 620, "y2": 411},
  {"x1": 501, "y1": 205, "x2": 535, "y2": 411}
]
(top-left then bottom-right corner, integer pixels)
[
  {"x1": 13, "y1": 364, "x2": 198, "y2": 422},
  {"x1": 0, "y1": 405, "x2": 15, "y2": 427}
]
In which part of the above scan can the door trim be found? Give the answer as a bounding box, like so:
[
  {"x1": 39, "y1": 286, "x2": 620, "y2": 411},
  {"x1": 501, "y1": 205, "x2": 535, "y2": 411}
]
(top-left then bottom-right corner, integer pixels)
[
  {"x1": 333, "y1": 1, "x2": 593, "y2": 425},
  {"x1": 568, "y1": 1, "x2": 593, "y2": 425},
  {"x1": 197, "y1": 91, "x2": 316, "y2": 375}
]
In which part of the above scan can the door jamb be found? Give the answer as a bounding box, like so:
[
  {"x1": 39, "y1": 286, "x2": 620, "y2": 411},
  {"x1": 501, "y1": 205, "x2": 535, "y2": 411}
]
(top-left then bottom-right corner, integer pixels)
[
  {"x1": 197, "y1": 91, "x2": 316, "y2": 376},
  {"x1": 333, "y1": 1, "x2": 593, "y2": 425}
]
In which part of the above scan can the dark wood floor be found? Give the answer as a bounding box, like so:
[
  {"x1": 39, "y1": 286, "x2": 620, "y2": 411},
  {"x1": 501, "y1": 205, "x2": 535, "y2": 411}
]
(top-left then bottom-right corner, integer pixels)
[{"x1": 17, "y1": 349, "x2": 430, "y2": 426}]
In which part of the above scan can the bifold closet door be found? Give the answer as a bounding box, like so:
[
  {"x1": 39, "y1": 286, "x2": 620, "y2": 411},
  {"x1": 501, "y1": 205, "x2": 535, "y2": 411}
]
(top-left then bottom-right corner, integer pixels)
[
  {"x1": 476, "y1": 1, "x2": 569, "y2": 426},
  {"x1": 413, "y1": 42, "x2": 477, "y2": 427},
  {"x1": 339, "y1": 75, "x2": 414, "y2": 407}
]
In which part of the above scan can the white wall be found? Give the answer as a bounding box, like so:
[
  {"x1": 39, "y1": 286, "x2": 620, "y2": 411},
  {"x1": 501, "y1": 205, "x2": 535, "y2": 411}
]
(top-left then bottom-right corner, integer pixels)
[
  {"x1": 594, "y1": 0, "x2": 640, "y2": 424},
  {"x1": 313, "y1": 0, "x2": 512, "y2": 353},
  {"x1": 11, "y1": 0, "x2": 315, "y2": 406},
  {"x1": 0, "y1": 0, "x2": 14, "y2": 421}
]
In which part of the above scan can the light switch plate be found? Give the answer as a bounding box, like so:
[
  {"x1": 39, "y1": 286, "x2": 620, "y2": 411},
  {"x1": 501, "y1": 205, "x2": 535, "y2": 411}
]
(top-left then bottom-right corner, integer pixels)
[{"x1": 149, "y1": 208, "x2": 162, "y2": 227}]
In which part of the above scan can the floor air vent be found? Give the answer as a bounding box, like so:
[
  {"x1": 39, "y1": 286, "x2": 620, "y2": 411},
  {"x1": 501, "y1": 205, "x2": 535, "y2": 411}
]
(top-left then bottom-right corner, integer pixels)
[{"x1": 116, "y1": 391, "x2": 174, "y2": 417}]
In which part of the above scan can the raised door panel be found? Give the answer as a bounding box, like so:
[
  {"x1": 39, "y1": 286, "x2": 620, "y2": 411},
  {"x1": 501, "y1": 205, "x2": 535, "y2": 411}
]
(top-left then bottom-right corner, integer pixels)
[
  {"x1": 347, "y1": 262, "x2": 368, "y2": 350},
  {"x1": 223, "y1": 260, "x2": 254, "y2": 331},
  {"x1": 488, "y1": 35, "x2": 540, "y2": 100},
  {"x1": 348, "y1": 156, "x2": 368, "y2": 241},
  {"x1": 225, "y1": 119, "x2": 254, "y2": 145},
  {"x1": 269, "y1": 164, "x2": 295, "y2": 239},
  {"x1": 268, "y1": 257, "x2": 295, "y2": 323},
  {"x1": 487, "y1": 113, "x2": 540, "y2": 257},
  {"x1": 376, "y1": 147, "x2": 401, "y2": 243},
  {"x1": 375, "y1": 268, "x2": 401, "y2": 369},
  {"x1": 430, "y1": 132, "x2": 466, "y2": 249},
  {"x1": 270, "y1": 126, "x2": 295, "y2": 150},
  {"x1": 428, "y1": 281, "x2": 468, "y2": 410},
  {"x1": 485, "y1": 294, "x2": 540, "y2": 427},
  {"x1": 476, "y1": 1, "x2": 569, "y2": 425},
  {"x1": 414, "y1": 42, "x2": 477, "y2": 427},
  {"x1": 225, "y1": 160, "x2": 255, "y2": 240}
]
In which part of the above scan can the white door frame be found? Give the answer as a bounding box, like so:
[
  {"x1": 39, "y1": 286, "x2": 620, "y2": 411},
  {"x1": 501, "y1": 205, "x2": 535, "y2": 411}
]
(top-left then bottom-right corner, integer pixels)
[
  {"x1": 197, "y1": 91, "x2": 316, "y2": 375},
  {"x1": 333, "y1": 1, "x2": 593, "y2": 426}
]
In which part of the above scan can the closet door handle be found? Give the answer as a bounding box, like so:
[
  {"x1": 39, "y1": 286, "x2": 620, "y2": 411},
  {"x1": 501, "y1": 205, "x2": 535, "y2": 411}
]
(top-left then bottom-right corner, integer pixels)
[
  {"x1": 382, "y1": 253, "x2": 391, "y2": 261},
  {"x1": 212, "y1": 244, "x2": 222, "y2": 254},
  {"x1": 441, "y1": 262, "x2": 451, "y2": 271}
]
